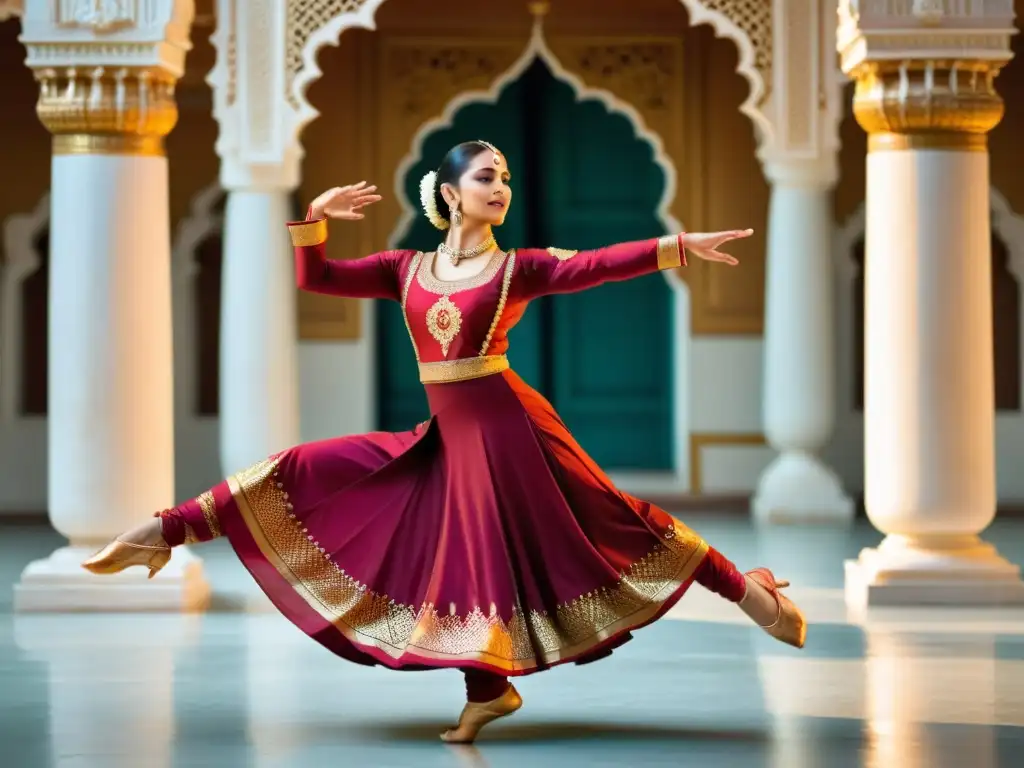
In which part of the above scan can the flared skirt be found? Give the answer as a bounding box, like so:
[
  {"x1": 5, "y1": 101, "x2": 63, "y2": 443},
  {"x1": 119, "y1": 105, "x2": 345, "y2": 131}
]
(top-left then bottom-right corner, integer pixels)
[{"x1": 210, "y1": 369, "x2": 709, "y2": 676}]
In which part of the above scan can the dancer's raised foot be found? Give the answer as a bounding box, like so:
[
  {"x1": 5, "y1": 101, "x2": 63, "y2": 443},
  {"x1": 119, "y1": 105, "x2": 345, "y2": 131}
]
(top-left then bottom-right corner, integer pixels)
[
  {"x1": 81, "y1": 514, "x2": 171, "y2": 579},
  {"x1": 739, "y1": 567, "x2": 807, "y2": 648},
  {"x1": 440, "y1": 684, "x2": 523, "y2": 744}
]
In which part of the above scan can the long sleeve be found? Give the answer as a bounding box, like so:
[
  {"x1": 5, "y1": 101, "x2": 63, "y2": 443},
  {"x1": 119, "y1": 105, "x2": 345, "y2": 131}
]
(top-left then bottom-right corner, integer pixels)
[
  {"x1": 286, "y1": 214, "x2": 405, "y2": 301},
  {"x1": 514, "y1": 234, "x2": 685, "y2": 299}
]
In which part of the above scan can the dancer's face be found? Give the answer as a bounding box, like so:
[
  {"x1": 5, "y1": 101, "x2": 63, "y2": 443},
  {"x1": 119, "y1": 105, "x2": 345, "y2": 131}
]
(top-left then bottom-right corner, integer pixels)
[{"x1": 451, "y1": 150, "x2": 512, "y2": 228}]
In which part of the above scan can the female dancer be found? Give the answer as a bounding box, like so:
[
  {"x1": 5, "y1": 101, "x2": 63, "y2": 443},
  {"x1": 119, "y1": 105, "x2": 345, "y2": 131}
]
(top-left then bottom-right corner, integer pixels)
[{"x1": 83, "y1": 140, "x2": 806, "y2": 744}]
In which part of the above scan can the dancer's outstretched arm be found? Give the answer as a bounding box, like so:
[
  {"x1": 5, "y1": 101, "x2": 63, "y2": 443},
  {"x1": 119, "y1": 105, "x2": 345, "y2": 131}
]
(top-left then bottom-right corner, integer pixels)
[{"x1": 514, "y1": 229, "x2": 750, "y2": 298}]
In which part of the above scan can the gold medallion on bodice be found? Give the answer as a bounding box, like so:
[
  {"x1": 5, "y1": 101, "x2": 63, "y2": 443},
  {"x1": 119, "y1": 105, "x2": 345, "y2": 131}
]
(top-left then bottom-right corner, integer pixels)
[{"x1": 425, "y1": 295, "x2": 462, "y2": 356}]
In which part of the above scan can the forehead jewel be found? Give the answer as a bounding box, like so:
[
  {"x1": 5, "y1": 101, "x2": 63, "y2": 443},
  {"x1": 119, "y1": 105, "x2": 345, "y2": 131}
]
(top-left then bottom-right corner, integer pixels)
[{"x1": 477, "y1": 139, "x2": 502, "y2": 165}]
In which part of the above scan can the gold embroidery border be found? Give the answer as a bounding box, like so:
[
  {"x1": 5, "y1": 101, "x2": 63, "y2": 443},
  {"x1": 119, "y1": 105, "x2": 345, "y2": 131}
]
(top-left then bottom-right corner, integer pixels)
[
  {"x1": 419, "y1": 355, "x2": 510, "y2": 383},
  {"x1": 657, "y1": 234, "x2": 683, "y2": 270},
  {"x1": 400, "y1": 252, "x2": 425, "y2": 362},
  {"x1": 546, "y1": 247, "x2": 578, "y2": 261},
  {"x1": 478, "y1": 252, "x2": 516, "y2": 356},
  {"x1": 288, "y1": 218, "x2": 328, "y2": 247},
  {"x1": 197, "y1": 490, "x2": 221, "y2": 538},
  {"x1": 417, "y1": 249, "x2": 508, "y2": 296},
  {"x1": 228, "y1": 458, "x2": 710, "y2": 672}
]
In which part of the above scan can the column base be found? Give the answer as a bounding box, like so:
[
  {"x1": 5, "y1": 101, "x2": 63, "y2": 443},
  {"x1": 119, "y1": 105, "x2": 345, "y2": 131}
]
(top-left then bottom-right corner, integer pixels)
[
  {"x1": 845, "y1": 534, "x2": 1024, "y2": 607},
  {"x1": 751, "y1": 450, "x2": 855, "y2": 524},
  {"x1": 13, "y1": 544, "x2": 211, "y2": 613}
]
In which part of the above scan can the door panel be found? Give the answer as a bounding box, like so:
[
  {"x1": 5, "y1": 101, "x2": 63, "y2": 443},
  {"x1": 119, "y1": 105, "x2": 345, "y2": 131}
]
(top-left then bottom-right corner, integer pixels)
[{"x1": 539, "y1": 67, "x2": 673, "y2": 469}]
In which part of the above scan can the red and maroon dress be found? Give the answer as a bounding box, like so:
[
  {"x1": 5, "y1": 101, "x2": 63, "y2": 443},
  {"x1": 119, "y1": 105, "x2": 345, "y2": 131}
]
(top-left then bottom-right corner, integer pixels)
[{"x1": 165, "y1": 215, "x2": 712, "y2": 678}]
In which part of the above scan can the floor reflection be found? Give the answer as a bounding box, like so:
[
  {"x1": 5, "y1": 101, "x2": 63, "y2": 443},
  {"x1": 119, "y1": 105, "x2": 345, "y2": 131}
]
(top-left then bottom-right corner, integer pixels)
[{"x1": 4, "y1": 515, "x2": 1024, "y2": 766}]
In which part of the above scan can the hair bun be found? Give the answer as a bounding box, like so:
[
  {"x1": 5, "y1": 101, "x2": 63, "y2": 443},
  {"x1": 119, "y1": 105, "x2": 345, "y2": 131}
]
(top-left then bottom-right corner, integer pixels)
[{"x1": 419, "y1": 170, "x2": 449, "y2": 231}]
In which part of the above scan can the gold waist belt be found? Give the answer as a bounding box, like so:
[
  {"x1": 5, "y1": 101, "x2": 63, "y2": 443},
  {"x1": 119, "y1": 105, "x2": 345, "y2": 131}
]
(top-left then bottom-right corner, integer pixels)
[{"x1": 418, "y1": 355, "x2": 510, "y2": 384}]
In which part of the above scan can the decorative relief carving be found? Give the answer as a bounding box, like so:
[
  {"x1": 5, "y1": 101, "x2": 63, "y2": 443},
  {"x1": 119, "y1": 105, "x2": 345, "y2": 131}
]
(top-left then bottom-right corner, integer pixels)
[
  {"x1": 552, "y1": 40, "x2": 681, "y2": 148},
  {"x1": 382, "y1": 43, "x2": 524, "y2": 136},
  {"x1": 779, "y1": 0, "x2": 815, "y2": 150},
  {"x1": 57, "y1": 0, "x2": 137, "y2": 32},
  {"x1": 838, "y1": 0, "x2": 1016, "y2": 74},
  {"x1": 912, "y1": 0, "x2": 944, "y2": 25},
  {"x1": 696, "y1": 0, "x2": 772, "y2": 84},
  {"x1": 566, "y1": 43, "x2": 676, "y2": 113},
  {"x1": 245, "y1": 7, "x2": 274, "y2": 152},
  {"x1": 225, "y1": 0, "x2": 236, "y2": 106},
  {"x1": 285, "y1": 0, "x2": 371, "y2": 108}
]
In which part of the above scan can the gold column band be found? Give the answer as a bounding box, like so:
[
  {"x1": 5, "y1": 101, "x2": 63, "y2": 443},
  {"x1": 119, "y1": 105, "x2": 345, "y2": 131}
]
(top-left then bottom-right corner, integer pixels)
[
  {"x1": 657, "y1": 234, "x2": 683, "y2": 270},
  {"x1": 851, "y1": 59, "x2": 1005, "y2": 154},
  {"x1": 53, "y1": 134, "x2": 166, "y2": 157},
  {"x1": 34, "y1": 66, "x2": 179, "y2": 158},
  {"x1": 867, "y1": 133, "x2": 989, "y2": 153},
  {"x1": 288, "y1": 218, "x2": 328, "y2": 248}
]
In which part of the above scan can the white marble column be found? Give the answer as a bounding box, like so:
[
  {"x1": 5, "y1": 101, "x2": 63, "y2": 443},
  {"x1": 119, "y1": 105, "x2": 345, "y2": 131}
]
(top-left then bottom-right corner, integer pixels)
[
  {"x1": 209, "y1": 0, "x2": 302, "y2": 475},
  {"x1": 838, "y1": 2, "x2": 1024, "y2": 606},
  {"x1": 218, "y1": 184, "x2": 299, "y2": 474},
  {"x1": 14, "y1": 1, "x2": 209, "y2": 612},
  {"x1": 752, "y1": 161, "x2": 853, "y2": 524}
]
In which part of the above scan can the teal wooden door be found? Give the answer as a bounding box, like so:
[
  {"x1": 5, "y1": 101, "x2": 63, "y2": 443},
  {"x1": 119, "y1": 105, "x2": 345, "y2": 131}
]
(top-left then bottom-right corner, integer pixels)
[
  {"x1": 535, "y1": 67, "x2": 673, "y2": 469},
  {"x1": 378, "y1": 59, "x2": 673, "y2": 470}
]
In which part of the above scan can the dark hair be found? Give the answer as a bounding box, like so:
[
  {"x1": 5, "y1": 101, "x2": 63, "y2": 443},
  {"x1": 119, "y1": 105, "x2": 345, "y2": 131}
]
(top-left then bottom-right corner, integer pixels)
[{"x1": 434, "y1": 141, "x2": 494, "y2": 223}]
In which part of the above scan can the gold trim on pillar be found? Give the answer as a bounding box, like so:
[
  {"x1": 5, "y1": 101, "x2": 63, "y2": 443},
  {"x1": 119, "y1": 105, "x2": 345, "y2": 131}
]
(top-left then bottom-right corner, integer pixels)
[
  {"x1": 868, "y1": 132, "x2": 989, "y2": 153},
  {"x1": 34, "y1": 66, "x2": 179, "y2": 157},
  {"x1": 689, "y1": 433, "x2": 766, "y2": 495},
  {"x1": 657, "y1": 234, "x2": 683, "y2": 270},
  {"x1": 52, "y1": 134, "x2": 166, "y2": 157},
  {"x1": 288, "y1": 218, "x2": 328, "y2": 247},
  {"x1": 850, "y1": 59, "x2": 1006, "y2": 153}
]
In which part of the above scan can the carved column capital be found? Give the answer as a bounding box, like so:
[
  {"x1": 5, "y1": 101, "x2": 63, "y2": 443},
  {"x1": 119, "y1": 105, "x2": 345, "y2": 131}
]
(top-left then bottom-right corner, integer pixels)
[
  {"x1": 837, "y1": 0, "x2": 1017, "y2": 151},
  {"x1": 19, "y1": 0, "x2": 194, "y2": 156}
]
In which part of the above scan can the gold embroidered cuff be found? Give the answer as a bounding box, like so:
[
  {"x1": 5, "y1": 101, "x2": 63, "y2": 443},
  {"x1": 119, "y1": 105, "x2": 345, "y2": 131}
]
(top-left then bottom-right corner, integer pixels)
[
  {"x1": 288, "y1": 218, "x2": 328, "y2": 247},
  {"x1": 419, "y1": 355, "x2": 510, "y2": 383},
  {"x1": 657, "y1": 234, "x2": 683, "y2": 270}
]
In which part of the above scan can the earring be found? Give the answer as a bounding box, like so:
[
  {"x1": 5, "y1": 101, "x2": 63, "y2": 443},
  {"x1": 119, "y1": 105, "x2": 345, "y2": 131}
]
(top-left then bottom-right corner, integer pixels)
[{"x1": 449, "y1": 201, "x2": 463, "y2": 227}]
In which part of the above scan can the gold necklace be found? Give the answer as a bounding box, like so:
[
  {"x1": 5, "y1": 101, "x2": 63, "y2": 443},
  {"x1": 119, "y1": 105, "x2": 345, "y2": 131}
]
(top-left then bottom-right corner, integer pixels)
[{"x1": 438, "y1": 235, "x2": 497, "y2": 266}]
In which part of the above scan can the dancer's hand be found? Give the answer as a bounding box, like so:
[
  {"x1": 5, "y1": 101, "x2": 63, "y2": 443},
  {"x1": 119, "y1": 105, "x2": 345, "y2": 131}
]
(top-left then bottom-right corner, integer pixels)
[
  {"x1": 682, "y1": 229, "x2": 753, "y2": 266},
  {"x1": 310, "y1": 182, "x2": 382, "y2": 221}
]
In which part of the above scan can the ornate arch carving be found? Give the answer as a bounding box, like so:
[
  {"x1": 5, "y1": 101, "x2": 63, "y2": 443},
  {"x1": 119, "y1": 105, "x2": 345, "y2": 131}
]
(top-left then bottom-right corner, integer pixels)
[
  {"x1": 677, "y1": 0, "x2": 772, "y2": 139},
  {"x1": 284, "y1": 0, "x2": 772, "y2": 146},
  {"x1": 387, "y1": 19, "x2": 684, "y2": 262}
]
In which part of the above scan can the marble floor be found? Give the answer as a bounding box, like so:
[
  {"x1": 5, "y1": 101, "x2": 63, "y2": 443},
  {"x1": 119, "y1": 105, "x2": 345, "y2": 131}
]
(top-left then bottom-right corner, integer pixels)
[{"x1": 3, "y1": 515, "x2": 1024, "y2": 767}]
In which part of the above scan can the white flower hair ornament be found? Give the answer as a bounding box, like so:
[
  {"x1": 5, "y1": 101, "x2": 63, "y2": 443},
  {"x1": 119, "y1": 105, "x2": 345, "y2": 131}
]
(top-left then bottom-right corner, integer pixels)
[{"x1": 419, "y1": 170, "x2": 449, "y2": 231}]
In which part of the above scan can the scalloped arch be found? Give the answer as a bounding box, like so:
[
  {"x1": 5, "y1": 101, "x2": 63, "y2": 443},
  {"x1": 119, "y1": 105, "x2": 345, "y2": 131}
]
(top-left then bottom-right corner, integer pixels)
[
  {"x1": 385, "y1": 19, "x2": 683, "y2": 262},
  {"x1": 285, "y1": 0, "x2": 772, "y2": 146}
]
